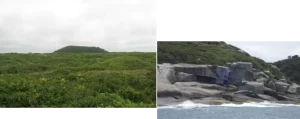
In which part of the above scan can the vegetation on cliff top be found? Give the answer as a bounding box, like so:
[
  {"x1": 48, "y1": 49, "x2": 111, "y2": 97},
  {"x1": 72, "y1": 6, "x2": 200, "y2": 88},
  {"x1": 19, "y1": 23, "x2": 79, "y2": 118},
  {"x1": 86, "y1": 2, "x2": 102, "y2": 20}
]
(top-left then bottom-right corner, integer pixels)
[
  {"x1": 54, "y1": 46, "x2": 108, "y2": 53},
  {"x1": 274, "y1": 55, "x2": 300, "y2": 83},
  {"x1": 157, "y1": 41, "x2": 283, "y2": 79},
  {"x1": 0, "y1": 52, "x2": 156, "y2": 107}
]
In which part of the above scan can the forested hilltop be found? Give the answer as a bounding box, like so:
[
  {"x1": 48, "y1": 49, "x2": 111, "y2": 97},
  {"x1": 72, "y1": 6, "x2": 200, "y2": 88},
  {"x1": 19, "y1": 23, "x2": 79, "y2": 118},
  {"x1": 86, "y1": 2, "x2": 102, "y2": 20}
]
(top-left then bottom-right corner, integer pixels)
[
  {"x1": 275, "y1": 55, "x2": 300, "y2": 84},
  {"x1": 157, "y1": 41, "x2": 283, "y2": 80},
  {"x1": 54, "y1": 46, "x2": 108, "y2": 53},
  {"x1": 0, "y1": 46, "x2": 156, "y2": 107}
]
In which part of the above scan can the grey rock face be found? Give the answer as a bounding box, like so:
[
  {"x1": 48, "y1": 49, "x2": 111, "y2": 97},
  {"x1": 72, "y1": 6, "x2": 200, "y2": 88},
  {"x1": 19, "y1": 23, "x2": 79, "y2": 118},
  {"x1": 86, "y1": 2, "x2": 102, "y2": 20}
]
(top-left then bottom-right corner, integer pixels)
[
  {"x1": 244, "y1": 70, "x2": 254, "y2": 81},
  {"x1": 266, "y1": 81, "x2": 277, "y2": 91},
  {"x1": 174, "y1": 82, "x2": 227, "y2": 91},
  {"x1": 157, "y1": 63, "x2": 176, "y2": 84},
  {"x1": 275, "y1": 82, "x2": 291, "y2": 94},
  {"x1": 254, "y1": 72, "x2": 269, "y2": 79},
  {"x1": 230, "y1": 62, "x2": 253, "y2": 71},
  {"x1": 228, "y1": 62, "x2": 253, "y2": 85},
  {"x1": 176, "y1": 72, "x2": 196, "y2": 82},
  {"x1": 257, "y1": 77, "x2": 268, "y2": 84},
  {"x1": 264, "y1": 87, "x2": 279, "y2": 99},
  {"x1": 176, "y1": 86, "x2": 224, "y2": 99},
  {"x1": 238, "y1": 82, "x2": 264, "y2": 94},
  {"x1": 157, "y1": 84, "x2": 182, "y2": 97},
  {"x1": 215, "y1": 66, "x2": 229, "y2": 84},
  {"x1": 173, "y1": 64, "x2": 215, "y2": 78},
  {"x1": 287, "y1": 83, "x2": 300, "y2": 94}
]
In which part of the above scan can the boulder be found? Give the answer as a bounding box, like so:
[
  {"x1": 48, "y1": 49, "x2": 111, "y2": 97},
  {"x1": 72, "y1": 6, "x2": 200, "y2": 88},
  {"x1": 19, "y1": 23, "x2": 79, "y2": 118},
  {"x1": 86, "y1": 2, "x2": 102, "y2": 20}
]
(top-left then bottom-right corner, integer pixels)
[
  {"x1": 277, "y1": 94, "x2": 290, "y2": 101},
  {"x1": 228, "y1": 62, "x2": 253, "y2": 85},
  {"x1": 215, "y1": 66, "x2": 229, "y2": 84},
  {"x1": 229, "y1": 62, "x2": 253, "y2": 71},
  {"x1": 157, "y1": 84, "x2": 182, "y2": 97},
  {"x1": 238, "y1": 82, "x2": 264, "y2": 94},
  {"x1": 266, "y1": 81, "x2": 277, "y2": 91},
  {"x1": 176, "y1": 72, "x2": 196, "y2": 82},
  {"x1": 264, "y1": 87, "x2": 279, "y2": 99},
  {"x1": 178, "y1": 87, "x2": 224, "y2": 99},
  {"x1": 244, "y1": 70, "x2": 254, "y2": 81},
  {"x1": 174, "y1": 82, "x2": 227, "y2": 91},
  {"x1": 275, "y1": 82, "x2": 290, "y2": 94},
  {"x1": 222, "y1": 93, "x2": 234, "y2": 101},
  {"x1": 226, "y1": 84, "x2": 238, "y2": 92},
  {"x1": 157, "y1": 63, "x2": 176, "y2": 84},
  {"x1": 254, "y1": 72, "x2": 269, "y2": 79},
  {"x1": 256, "y1": 77, "x2": 268, "y2": 85},
  {"x1": 173, "y1": 64, "x2": 215, "y2": 78},
  {"x1": 287, "y1": 83, "x2": 300, "y2": 94}
]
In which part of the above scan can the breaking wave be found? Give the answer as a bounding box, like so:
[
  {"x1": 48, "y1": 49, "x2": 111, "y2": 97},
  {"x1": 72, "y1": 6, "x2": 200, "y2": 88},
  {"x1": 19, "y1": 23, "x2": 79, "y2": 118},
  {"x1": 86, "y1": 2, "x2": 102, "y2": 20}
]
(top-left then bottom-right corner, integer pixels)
[{"x1": 158, "y1": 100, "x2": 300, "y2": 109}]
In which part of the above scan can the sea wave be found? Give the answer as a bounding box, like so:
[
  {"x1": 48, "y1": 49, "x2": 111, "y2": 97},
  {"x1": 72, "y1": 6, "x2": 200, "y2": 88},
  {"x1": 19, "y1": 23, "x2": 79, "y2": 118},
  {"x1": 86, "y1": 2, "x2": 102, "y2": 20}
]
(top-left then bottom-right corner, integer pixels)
[{"x1": 158, "y1": 101, "x2": 300, "y2": 109}]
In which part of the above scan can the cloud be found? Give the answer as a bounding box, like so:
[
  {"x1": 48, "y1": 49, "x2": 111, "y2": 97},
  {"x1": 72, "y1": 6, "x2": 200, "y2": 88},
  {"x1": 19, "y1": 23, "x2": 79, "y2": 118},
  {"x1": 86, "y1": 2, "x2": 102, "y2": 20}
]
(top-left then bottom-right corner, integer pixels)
[
  {"x1": 226, "y1": 41, "x2": 300, "y2": 62},
  {"x1": 0, "y1": 0, "x2": 156, "y2": 53}
]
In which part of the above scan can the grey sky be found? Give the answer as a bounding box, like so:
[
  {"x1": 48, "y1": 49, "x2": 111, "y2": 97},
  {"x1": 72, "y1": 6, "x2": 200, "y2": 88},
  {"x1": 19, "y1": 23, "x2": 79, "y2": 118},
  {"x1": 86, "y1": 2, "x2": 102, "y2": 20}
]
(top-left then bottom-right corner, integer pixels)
[
  {"x1": 226, "y1": 41, "x2": 300, "y2": 62},
  {"x1": 0, "y1": 0, "x2": 156, "y2": 53}
]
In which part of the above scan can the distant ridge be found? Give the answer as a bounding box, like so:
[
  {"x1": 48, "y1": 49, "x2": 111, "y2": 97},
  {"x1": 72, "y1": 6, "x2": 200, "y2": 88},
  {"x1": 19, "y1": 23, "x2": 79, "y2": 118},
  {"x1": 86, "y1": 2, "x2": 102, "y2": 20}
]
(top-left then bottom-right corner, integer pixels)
[{"x1": 54, "y1": 46, "x2": 108, "y2": 53}]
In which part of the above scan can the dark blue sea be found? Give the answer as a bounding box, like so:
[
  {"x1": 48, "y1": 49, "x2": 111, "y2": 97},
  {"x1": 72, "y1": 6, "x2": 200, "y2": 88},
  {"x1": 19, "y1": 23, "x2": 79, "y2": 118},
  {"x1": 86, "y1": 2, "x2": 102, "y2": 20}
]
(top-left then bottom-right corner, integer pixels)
[{"x1": 157, "y1": 101, "x2": 300, "y2": 119}]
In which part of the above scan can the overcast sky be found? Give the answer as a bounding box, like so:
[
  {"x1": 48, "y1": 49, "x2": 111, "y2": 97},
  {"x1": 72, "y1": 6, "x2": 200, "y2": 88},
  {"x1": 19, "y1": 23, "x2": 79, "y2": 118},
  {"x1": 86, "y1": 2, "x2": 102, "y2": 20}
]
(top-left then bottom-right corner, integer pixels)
[
  {"x1": 226, "y1": 41, "x2": 300, "y2": 62},
  {"x1": 0, "y1": 0, "x2": 155, "y2": 53}
]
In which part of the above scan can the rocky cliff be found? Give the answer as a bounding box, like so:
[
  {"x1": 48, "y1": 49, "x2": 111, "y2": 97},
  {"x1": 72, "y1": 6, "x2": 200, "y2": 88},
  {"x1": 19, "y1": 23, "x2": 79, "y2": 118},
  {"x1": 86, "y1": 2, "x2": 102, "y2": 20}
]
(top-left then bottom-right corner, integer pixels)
[{"x1": 157, "y1": 42, "x2": 300, "y2": 106}]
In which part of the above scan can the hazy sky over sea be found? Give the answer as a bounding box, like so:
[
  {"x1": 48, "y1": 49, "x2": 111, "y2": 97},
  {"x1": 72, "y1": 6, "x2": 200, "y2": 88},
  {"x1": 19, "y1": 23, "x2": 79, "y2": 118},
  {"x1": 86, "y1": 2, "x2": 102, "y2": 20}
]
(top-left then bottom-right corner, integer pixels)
[
  {"x1": 0, "y1": 0, "x2": 155, "y2": 53},
  {"x1": 226, "y1": 41, "x2": 300, "y2": 62}
]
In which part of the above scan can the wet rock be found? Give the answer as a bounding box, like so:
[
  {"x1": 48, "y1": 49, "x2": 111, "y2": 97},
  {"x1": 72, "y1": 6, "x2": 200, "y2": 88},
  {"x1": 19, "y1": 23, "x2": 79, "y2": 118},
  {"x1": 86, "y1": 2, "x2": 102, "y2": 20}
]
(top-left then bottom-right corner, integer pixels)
[{"x1": 257, "y1": 94, "x2": 277, "y2": 101}]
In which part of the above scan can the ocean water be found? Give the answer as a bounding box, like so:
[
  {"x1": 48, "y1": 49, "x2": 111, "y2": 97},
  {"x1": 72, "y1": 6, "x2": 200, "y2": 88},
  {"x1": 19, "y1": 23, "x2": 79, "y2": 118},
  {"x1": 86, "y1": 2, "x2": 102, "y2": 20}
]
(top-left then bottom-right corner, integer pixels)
[{"x1": 158, "y1": 101, "x2": 300, "y2": 119}]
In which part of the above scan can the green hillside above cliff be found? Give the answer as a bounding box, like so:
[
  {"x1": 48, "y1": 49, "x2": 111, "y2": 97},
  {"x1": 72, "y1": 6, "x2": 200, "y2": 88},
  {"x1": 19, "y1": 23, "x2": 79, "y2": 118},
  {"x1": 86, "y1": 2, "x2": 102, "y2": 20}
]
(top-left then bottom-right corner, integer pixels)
[{"x1": 157, "y1": 41, "x2": 283, "y2": 79}]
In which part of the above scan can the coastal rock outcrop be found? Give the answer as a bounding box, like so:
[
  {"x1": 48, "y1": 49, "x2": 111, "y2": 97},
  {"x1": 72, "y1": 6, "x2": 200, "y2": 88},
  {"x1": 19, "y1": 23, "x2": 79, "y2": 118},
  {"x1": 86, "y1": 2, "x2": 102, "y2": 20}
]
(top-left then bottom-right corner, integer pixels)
[{"x1": 157, "y1": 62, "x2": 300, "y2": 106}]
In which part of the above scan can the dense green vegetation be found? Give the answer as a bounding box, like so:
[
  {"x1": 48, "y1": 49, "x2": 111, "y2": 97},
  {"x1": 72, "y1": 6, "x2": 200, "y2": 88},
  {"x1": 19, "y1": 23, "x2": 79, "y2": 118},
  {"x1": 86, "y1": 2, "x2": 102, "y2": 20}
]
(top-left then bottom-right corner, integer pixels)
[
  {"x1": 157, "y1": 41, "x2": 283, "y2": 79},
  {"x1": 0, "y1": 52, "x2": 156, "y2": 107},
  {"x1": 274, "y1": 55, "x2": 300, "y2": 83},
  {"x1": 54, "y1": 46, "x2": 108, "y2": 53}
]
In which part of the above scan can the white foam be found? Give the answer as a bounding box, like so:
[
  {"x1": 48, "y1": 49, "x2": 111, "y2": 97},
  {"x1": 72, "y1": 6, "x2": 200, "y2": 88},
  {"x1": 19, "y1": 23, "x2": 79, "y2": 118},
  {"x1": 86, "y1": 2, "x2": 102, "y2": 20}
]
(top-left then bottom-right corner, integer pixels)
[{"x1": 158, "y1": 101, "x2": 300, "y2": 109}]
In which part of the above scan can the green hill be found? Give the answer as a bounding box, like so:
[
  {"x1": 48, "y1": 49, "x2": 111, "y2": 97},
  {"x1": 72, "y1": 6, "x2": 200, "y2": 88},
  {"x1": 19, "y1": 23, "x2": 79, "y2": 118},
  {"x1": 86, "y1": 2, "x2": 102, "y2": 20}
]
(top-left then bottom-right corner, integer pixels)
[
  {"x1": 274, "y1": 55, "x2": 300, "y2": 83},
  {"x1": 0, "y1": 52, "x2": 155, "y2": 107},
  {"x1": 54, "y1": 46, "x2": 108, "y2": 53},
  {"x1": 157, "y1": 41, "x2": 283, "y2": 79}
]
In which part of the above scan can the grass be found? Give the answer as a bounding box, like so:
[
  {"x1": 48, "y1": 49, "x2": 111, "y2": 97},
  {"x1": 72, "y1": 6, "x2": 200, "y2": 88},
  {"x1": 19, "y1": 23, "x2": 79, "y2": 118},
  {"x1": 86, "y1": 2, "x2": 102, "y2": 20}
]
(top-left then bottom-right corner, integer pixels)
[{"x1": 0, "y1": 52, "x2": 156, "y2": 107}]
